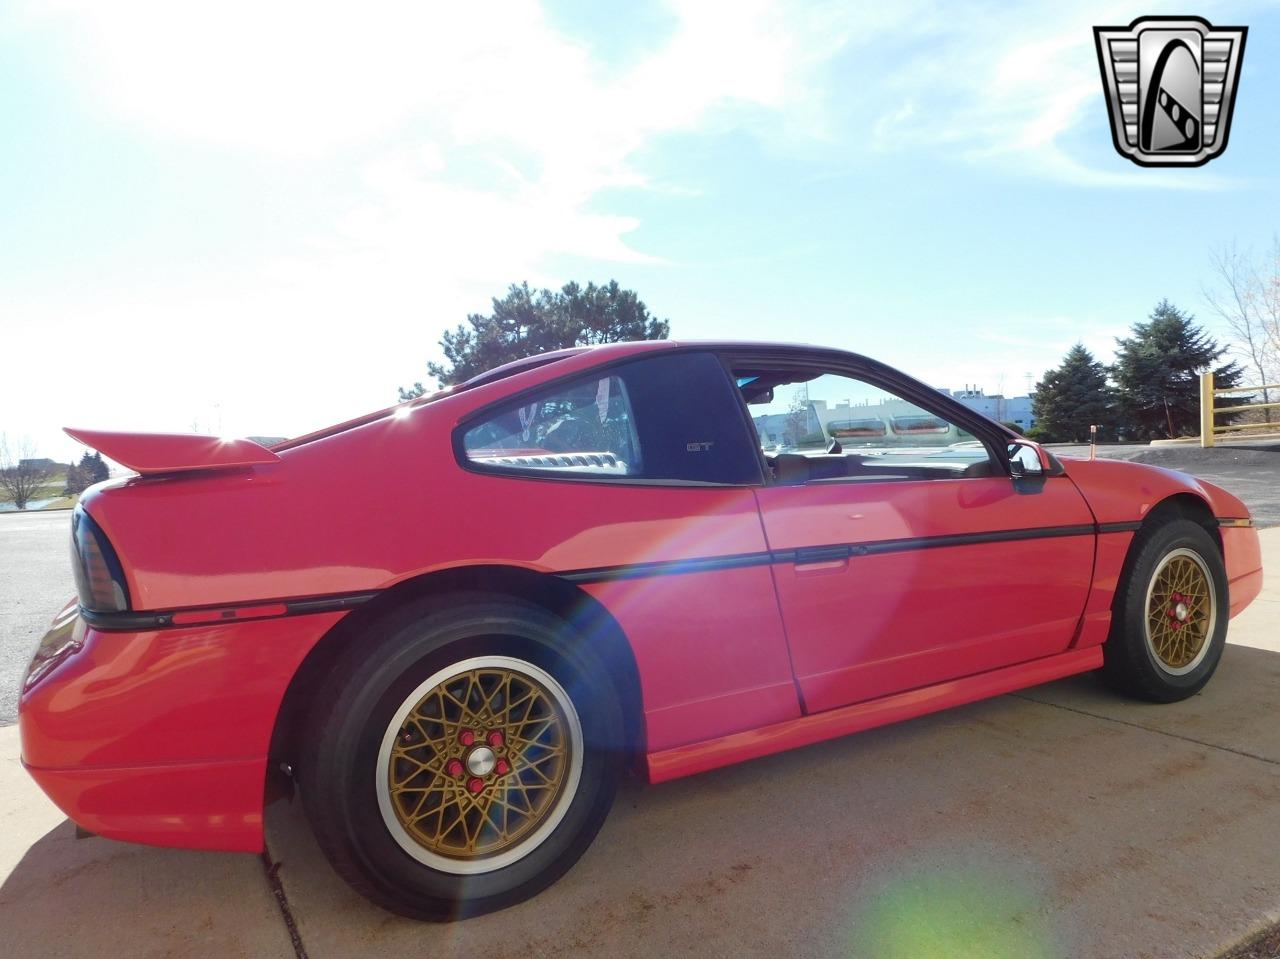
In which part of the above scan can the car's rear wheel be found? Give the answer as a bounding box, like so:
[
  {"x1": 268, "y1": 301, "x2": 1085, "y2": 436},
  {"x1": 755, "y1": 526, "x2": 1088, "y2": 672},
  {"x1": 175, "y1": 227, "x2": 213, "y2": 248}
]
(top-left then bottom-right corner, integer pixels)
[
  {"x1": 299, "y1": 595, "x2": 623, "y2": 919},
  {"x1": 1102, "y1": 518, "x2": 1228, "y2": 702}
]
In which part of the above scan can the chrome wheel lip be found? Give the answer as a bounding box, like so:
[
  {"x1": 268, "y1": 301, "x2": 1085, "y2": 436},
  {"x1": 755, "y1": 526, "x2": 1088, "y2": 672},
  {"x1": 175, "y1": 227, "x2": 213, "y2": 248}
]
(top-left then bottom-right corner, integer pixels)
[
  {"x1": 1143, "y1": 547, "x2": 1217, "y2": 677},
  {"x1": 375, "y1": 654, "x2": 584, "y2": 876}
]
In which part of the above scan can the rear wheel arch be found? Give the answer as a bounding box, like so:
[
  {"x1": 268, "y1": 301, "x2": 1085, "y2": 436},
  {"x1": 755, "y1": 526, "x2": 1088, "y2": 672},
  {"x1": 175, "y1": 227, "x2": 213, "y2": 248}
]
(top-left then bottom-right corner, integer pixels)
[{"x1": 267, "y1": 565, "x2": 644, "y2": 791}]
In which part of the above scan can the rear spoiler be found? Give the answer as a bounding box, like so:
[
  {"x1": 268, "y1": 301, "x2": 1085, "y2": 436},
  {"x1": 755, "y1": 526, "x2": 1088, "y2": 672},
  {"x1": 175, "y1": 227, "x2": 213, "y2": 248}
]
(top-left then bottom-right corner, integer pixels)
[{"x1": 64, "y1": 428, "x2": 281, "y2": 475}]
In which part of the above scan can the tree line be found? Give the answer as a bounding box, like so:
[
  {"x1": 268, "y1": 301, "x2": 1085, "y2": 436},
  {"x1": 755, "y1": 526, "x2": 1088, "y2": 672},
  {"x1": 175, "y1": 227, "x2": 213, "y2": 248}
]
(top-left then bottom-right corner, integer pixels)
[
  {"x1": 1030, "y1": 300, "x2": 1247, "y2": 443},
  {"x1": 402, "y1": 261, "x2": 1273, "y2": 447},
  {"x1": 0, "y1": 440, "x2": 108, "y2": 511}
]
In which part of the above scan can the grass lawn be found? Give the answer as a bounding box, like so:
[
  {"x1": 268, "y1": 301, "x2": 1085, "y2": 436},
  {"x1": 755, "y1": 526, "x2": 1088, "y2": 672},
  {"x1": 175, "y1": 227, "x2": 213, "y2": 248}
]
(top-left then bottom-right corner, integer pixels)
[{"x1": 0, "y1": 470, "x2": 78, "y2": 510}]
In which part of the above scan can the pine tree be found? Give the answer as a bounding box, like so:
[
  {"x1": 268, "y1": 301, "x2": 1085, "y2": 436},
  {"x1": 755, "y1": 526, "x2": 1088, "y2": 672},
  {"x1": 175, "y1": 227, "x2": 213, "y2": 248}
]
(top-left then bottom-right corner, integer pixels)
[
  {"x1": 79, "y1": 451, "x2": 109, "y2": 485},
  {"x1": 1112, "y1": 300, "x2": 1246, "y2": 439},
  {"x1": 1032, "y1": 344, "x2": 1117, "y2": 442},
  {"x1": 63, "y1": 463, "x2": 86, "y2": 496}
]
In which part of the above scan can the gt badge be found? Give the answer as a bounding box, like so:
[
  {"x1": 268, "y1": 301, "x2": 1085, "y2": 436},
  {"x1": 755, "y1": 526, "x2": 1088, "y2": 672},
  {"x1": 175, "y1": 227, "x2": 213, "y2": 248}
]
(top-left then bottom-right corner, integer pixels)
[{"x1": 1093, "y1": 16, "x2": 1246, "y2": 167}]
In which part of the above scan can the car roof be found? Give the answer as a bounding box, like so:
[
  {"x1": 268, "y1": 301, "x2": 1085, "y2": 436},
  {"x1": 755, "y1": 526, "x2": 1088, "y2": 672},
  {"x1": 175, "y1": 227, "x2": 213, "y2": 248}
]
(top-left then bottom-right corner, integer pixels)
[{"x1": 274, "y1": 340, "x2": 914, "y2": 453}]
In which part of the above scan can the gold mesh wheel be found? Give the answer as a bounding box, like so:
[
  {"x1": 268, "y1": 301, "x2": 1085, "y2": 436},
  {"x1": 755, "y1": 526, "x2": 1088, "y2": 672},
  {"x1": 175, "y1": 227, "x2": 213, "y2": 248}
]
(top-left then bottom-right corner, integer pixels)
[
  {"x1": 376, "y1": 656, "x2": 583, "y2": 875},
  {"x1": 1143, "y1": 547, "x2": 1216, "y2": 676}
]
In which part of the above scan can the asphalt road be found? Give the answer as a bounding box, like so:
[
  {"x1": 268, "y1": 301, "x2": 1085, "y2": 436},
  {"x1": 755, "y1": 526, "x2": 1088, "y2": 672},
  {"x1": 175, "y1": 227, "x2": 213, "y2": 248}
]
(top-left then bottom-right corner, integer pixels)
[
  {"x1": 0, "y1": 511, "x2": 72, "y2": 724},
  {"x1": 1053, "y1": 439, "x2": 1280, "y2": 528}
]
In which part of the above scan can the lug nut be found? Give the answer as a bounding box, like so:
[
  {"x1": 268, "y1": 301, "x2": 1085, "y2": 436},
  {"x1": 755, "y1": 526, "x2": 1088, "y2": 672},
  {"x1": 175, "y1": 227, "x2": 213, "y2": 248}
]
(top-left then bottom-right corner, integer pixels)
[
  {"x1": 467, "y1": 777, "x2": 485, "y2": 794},
  {"x1": 445, "y1": 759, "x2": 464, "y2": 778},
  {"x1": 459, "y1": 729, "x2": 476, "y2": 747},
  {"x1": 487, "y1": 730, "x2": 504, "y2": 749},
  {"x1": 495, "y1": 758, "x2": 511, "y2": 776}
]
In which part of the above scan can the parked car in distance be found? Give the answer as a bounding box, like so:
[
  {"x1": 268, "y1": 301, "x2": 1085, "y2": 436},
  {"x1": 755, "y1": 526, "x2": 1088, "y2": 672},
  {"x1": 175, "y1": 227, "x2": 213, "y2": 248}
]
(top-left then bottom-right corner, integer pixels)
[{"x1": 19, "y1": 340, "x2": 1263, "y2": 919}]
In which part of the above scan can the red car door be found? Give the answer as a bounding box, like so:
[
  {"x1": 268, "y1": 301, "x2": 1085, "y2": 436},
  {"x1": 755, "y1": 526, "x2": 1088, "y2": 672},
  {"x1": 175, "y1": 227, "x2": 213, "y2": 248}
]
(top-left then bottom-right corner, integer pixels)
[
  {"x1": 454, "y1": 349, "x2": 805, "y2": 751},
  {"x1": 734, "y1": 357, "x2": 1096, "y2": 715}
]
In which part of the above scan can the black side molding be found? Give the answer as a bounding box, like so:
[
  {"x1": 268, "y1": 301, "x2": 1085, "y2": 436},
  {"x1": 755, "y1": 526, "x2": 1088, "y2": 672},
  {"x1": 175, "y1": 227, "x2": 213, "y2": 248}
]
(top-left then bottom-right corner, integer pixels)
[{"x1": 80, "y1": 590, "x2": 380, "y2": 632}]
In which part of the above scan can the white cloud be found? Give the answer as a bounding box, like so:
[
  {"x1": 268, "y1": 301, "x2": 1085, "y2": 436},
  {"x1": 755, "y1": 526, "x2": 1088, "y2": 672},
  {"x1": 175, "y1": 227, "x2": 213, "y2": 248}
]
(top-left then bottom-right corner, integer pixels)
[
  {"x1": 6, "y1": 0, "x2": 1250, "y2": 462},
  {"x1": 17, "y1": 0, "x2": 866, "y2": 264},
  {"x1": 867, "y1": 0, "x2": 1240, "y2": 189},
  {"x1": 3, "y1": 1, "x2": 868, "y2": 458}
]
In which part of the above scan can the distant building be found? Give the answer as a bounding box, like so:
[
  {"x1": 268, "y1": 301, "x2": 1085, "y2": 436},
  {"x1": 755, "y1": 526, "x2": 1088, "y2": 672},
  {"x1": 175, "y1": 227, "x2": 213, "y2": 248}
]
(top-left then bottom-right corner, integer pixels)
[
  {"x1": 18, "y1": 458, "x2": 61, "y2": 471},
  {"x1": 751, "y1": 387, "x2": 1036, "y2": 449},
  {"x1": 941, "y1": 388, "x2": 1036, "y2": 431}
]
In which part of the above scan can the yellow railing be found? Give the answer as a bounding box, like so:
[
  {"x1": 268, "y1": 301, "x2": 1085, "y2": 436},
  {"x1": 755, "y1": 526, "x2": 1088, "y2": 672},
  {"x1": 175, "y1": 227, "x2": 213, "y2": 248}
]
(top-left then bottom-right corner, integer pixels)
[{"x1": 1200, "y1": 372, "x2": 1280, "y2": 447}]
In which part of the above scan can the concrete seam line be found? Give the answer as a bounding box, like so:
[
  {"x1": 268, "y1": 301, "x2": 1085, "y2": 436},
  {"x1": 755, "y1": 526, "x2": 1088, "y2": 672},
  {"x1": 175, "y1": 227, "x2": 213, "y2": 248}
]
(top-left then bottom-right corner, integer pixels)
[
  {"x1": 1009, "y1": 694, "x2": 1280, "y2": 767},
  {"x1": 261, "y1": 845, "x2": 309, "y2": 959}
]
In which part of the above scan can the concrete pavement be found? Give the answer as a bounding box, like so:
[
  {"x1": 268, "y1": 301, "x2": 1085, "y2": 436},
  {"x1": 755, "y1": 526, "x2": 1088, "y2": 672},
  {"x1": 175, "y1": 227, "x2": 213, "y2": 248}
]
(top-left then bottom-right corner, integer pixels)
[
  {"x1": 0, "y1": 729, "x2": 295, "y2": 957},
  {"x1": 1, "y1": 531, "x2": 1276, "y2": 957}
]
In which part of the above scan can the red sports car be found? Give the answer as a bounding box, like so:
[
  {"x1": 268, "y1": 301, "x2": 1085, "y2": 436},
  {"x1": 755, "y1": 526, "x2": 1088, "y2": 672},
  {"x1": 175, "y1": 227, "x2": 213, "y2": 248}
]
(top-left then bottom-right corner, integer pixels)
[{"x1": 19, "y1": 341, "x2": 1263, "y2": 919}]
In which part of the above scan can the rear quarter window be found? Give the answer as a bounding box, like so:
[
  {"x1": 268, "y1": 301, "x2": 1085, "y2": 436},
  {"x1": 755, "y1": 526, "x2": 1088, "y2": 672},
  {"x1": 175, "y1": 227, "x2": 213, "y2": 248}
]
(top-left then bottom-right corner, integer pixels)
[
  {"x1": 463, "y1": 375, "x2": 641, "y2": 477},
  {"x1": 459, "y1": 351, "x2": 761, "y2": 486}
]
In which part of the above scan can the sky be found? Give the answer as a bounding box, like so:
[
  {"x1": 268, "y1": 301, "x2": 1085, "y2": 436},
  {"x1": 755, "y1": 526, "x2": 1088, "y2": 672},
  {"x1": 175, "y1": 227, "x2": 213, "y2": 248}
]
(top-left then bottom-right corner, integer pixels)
[{"x1": 2, "y1": 0, "x2": 1278, "y2": 463}]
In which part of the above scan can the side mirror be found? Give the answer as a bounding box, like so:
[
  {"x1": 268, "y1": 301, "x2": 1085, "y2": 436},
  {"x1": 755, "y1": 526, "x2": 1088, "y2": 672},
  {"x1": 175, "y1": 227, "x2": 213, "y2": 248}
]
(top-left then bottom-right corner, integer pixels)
[{"x1": 1007, "y1": 441, "x2": 1045, "y2": 479}]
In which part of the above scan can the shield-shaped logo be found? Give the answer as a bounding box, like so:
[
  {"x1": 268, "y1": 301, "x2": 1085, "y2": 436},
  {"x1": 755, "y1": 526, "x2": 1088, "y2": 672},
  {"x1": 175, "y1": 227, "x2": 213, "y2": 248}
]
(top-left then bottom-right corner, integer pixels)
[{"x1": 1094, "y1": 16, "x2": 1247, "y2": 167}]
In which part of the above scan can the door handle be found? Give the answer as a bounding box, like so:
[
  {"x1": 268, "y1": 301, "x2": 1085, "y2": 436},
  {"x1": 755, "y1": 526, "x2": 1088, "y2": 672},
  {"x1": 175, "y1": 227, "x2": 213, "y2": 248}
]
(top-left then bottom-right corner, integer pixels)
[{"x1": 794, "y1": 545, "x2": 852, "y2": 566}]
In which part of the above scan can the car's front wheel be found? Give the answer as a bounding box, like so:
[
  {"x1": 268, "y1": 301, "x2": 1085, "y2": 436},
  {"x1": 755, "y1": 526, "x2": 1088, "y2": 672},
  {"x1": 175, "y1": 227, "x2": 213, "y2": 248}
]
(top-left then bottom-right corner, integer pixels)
[
  {"x1": 299, "y1": 596, "x2": 623, "y2": 919},
  {"x1": 1102, "y1": 518, "x2": 1228, "y2": 702}
]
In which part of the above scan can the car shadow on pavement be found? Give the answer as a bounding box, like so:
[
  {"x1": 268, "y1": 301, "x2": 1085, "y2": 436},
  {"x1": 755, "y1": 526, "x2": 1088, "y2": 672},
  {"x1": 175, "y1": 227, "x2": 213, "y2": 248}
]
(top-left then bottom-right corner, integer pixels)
[{"x1": 0, "y1": 818, "x2": 294, "y2": 958}]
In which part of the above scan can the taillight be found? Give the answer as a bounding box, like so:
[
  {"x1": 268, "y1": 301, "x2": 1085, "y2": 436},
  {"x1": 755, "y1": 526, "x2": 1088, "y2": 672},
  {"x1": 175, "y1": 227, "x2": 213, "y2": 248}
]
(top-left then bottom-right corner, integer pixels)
[{"x1": 71, "y1": 508, "x2": 130, "y2": 613}]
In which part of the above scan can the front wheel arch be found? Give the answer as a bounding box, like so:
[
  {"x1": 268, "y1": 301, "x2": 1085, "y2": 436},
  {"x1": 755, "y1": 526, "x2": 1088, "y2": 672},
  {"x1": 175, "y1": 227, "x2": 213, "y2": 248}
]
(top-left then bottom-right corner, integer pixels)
[
  {"x1": 1102, "y1": 514, "x2": 1229, "y2": 702},
  {"x1": 1138, "y1": 493, "x2": 1222, "y2": 553}
]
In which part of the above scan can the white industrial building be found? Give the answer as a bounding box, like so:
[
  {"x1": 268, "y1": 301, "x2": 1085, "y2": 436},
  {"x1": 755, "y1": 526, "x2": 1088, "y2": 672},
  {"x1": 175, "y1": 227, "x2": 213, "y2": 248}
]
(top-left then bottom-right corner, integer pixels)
[{"x1": 941, "y1": 388, "x2": 1036, "y2": 431}]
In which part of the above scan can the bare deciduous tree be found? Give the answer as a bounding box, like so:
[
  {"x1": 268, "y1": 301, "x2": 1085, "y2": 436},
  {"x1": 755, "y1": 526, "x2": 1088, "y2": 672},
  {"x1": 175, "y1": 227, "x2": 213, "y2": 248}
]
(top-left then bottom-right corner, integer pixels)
[
  {"x1": 1204, "y1": 239, "x2": 1280, "y2": 421},
  {"x1": 0, "y1": 434, "x2": 55, "y2": 510}
]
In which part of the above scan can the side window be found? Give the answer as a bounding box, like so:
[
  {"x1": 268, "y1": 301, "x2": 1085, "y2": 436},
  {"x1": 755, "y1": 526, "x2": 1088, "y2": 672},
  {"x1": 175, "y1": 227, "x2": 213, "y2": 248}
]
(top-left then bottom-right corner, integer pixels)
[
  {"x1": 463, "y1": 375, "x2": 641, "y2": 476},
  {"x1": 461, "y1": 352, "x2": 762, "y2": 485},
  {"x1": 736, "y1": 369, "x2": 996, "y2": 483}
]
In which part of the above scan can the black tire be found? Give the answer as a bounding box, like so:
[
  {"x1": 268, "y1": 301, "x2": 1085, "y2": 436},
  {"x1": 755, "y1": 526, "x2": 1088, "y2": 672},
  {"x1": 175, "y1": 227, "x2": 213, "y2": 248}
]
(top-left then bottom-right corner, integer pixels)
[
  {"x1": 298, "y1": 593, "x2": 624, "y2": 920},
  {"x1": 1102, "y1": 518, "x2": 1229, "y2": 703}
]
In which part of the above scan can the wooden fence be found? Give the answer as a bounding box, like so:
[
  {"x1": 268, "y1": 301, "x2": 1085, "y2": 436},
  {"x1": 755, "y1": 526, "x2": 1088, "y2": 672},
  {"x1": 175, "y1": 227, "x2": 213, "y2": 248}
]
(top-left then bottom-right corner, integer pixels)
[{"x1": 1199, "y1": 372, "x2": 1280, "y2": 447}]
